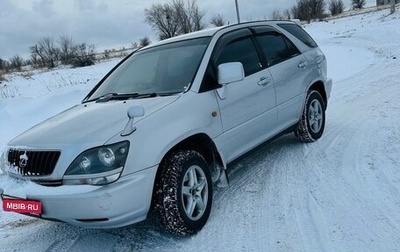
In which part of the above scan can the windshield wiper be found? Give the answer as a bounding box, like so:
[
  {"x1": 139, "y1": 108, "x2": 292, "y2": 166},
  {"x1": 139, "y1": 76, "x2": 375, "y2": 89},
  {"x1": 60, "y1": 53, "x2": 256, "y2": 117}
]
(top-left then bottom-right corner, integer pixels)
[
  {"x1": 95, "y1": 93, "x2": 140, "y2": 102},
  {"x1": 94, "y1": 92, "x2": 181, "y2": 103}
]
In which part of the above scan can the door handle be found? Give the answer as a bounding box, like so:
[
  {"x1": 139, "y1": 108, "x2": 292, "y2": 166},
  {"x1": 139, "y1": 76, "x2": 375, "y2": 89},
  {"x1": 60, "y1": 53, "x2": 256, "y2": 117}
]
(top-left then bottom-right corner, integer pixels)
[
  {"x1": 258, "y1": 76, "x2": 272, "y2": 86},
  {"x1": 298, "y1": 61, "x2": 308, "y2": 68}
]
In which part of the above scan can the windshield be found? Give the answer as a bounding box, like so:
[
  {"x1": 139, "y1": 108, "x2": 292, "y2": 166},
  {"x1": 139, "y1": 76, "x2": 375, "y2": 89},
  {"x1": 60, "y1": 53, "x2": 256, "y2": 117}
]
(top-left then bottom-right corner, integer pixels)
[{"x1": 86, "y1": 37, "x2": 211, "y2": 101}]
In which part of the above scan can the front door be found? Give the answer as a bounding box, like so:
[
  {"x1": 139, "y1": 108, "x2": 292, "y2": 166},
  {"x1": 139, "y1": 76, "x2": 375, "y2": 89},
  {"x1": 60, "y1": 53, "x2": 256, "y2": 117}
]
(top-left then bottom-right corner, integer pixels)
[{"x1": 211, "y1": 29, "x2": 277, "y2": 162}]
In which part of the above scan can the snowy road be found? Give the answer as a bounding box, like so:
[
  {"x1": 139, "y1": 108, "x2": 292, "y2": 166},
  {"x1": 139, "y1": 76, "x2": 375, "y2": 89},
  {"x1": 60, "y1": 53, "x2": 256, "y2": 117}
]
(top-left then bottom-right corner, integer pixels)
[{"x1": 1, "y1": 8, "x2": 400, "y2": 251}]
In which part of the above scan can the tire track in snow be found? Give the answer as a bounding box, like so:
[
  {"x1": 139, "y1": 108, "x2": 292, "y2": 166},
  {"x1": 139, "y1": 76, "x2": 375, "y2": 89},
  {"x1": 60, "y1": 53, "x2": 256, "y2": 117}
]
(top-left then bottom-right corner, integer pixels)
[
  {"x1": 199, "y1": 145, "x2": 278, "y2": 251},
  {"x1": 300, "y1": 58, "x2": 400, "y2": 250}
]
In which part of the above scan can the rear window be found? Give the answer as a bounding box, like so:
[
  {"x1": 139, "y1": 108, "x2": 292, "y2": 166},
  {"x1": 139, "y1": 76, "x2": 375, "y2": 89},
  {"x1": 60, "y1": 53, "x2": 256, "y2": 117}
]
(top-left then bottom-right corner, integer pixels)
[{"x1": 278, "y1": 23, "x2": 318, "y2": 48}]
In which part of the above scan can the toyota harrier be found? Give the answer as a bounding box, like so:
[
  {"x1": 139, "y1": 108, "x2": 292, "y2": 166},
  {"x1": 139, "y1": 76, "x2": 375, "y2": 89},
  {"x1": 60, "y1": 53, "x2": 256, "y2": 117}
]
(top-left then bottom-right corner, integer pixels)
[{"x1": 1, "y1": 20, "x2": 332, "y2": 236}]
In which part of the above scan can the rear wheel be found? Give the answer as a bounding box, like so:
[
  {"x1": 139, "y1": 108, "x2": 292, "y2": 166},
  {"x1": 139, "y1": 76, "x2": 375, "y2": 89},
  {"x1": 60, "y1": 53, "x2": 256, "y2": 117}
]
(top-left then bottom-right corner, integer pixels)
[
  {"x1": 295, "y1": 90, "x2": 326, "y2": 142},
  {"x1": 155, "y1": 150, "x2": 212, "y2": 236}
]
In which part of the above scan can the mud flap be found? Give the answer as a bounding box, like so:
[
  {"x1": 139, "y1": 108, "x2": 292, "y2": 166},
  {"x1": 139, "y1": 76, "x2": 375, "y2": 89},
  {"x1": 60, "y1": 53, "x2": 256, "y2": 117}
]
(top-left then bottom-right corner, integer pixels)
[{"x1": 216, "y1": 169, "x2": 229, "y2": 188}]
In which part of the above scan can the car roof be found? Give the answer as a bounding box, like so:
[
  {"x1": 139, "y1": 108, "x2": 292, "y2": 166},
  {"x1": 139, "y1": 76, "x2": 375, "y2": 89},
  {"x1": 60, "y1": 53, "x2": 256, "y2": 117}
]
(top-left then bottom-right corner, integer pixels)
[{"x1": 141, "y1": 20, "x2": 300, "y2": 50}]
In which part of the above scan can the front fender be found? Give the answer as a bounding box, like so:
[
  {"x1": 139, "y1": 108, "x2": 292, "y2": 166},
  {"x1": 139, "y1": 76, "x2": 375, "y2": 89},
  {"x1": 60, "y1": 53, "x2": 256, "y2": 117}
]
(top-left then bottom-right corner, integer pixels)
[{"x1": 109, "y1": 91, "x2": 223, "y2": 176}]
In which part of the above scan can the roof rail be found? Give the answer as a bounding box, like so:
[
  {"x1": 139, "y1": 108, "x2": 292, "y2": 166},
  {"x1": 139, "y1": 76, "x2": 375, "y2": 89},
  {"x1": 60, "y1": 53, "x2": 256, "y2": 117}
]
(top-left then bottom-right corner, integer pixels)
[{"x1": 290, "y1": 19, "x2": 301, "y2": 25}]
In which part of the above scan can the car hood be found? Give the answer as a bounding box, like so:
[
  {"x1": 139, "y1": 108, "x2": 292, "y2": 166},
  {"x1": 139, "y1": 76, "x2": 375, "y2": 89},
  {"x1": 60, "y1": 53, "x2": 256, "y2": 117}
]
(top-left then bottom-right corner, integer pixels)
[{"x1": 8, "y1": 96, "x2": 179, "y2": 147}]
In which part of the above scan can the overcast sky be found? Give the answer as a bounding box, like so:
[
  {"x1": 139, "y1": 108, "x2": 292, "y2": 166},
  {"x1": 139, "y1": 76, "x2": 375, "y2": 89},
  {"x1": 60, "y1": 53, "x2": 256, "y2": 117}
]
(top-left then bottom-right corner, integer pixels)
[{"x1": 0, "y1": 0, "x2": 375, "y2": 59}]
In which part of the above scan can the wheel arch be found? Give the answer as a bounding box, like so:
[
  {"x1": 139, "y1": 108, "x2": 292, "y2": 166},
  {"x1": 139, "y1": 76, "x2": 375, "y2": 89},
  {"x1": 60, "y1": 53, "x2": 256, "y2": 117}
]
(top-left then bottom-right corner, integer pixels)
[
  {"x1": 150, "y1": 133, "x2": 225, "y2": 209},
  {"x1": 308, "y1": 80, "x2": 328, "y2": 109}
]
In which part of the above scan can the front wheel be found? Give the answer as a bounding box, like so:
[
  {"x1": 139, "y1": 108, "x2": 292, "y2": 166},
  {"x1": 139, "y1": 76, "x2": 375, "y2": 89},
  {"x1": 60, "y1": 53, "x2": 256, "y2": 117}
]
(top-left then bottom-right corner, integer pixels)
[
  {"x1": 154, "y1": 150, "x2": 212, "y2": 236},
  {"x1": 295, "y1": 90, "x2": 326, "y2": 142}
]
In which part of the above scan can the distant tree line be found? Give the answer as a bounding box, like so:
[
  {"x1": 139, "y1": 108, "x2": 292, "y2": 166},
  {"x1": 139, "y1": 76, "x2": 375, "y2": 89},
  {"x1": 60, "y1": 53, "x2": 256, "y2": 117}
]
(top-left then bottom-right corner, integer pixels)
[
  {"x1": 0, "y1": 36, "x2": 97, "y2": 74},
  {"x1": 269, "y1": 0, "x2": 381, "y2": 21},
  {"x1": 291, "y1": 0, "x2": 327, "y2": 21},
  {"x1": 145, "y1": 0, "x2": 351, "y2": 38},
  {"x1": 0, "y1": 55, "x2": 24, "y2": 72},
  {"x1": 270, "y1": 0, "x2": 347, "y2": 22},
  {"x1": 29, "y1": 36, "x2": 96, "y2": 69},
  {"x1": 3, "y1": 0, "x2": 393, "y2": 76},
  {"x1": 0, "y1": 34, "x2": 152, "y2": 75}
]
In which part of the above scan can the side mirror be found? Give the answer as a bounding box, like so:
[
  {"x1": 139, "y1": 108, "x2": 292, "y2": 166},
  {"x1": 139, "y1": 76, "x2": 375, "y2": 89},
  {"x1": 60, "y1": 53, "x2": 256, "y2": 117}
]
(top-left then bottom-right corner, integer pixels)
[
  {"x1": 218, "y1": 62, "x2": 245, "y2": 85},
  {"x1": 127, "y1": 106, "x2": 145, "y2": 119},
  {"x1": 121, "y1": 106, "x2": 145, "y2": 136}
]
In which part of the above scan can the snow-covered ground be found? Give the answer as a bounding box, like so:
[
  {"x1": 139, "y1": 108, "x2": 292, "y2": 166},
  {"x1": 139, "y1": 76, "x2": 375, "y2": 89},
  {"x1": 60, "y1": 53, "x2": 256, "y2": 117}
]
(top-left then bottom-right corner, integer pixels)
[{"x1": 1, "y1": 7, "x2": 400, "y2": 251}]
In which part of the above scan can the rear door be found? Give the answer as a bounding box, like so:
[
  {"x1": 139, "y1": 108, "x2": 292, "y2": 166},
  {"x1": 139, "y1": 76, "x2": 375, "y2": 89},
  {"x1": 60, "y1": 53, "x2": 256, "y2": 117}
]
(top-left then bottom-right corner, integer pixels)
[{"x1": 253, "y1": 27, "x2": 309, "y2": 129}]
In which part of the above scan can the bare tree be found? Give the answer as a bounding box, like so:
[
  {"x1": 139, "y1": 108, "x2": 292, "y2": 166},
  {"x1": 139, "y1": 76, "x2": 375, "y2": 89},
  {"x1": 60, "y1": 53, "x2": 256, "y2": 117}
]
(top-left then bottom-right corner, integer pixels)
[
  {"x1": 174, "y1": 0, "x2": 205, "y2": 34},
  {"x1": 131, "y1": 42, "x2": 139, "y2": 49},
  {"x1": 139, "y1": 36, "x2": 151, "y2": 47},
  {"x1": 145, "y1": 3, "x2": 181, "y2": 40},
  {"x1": 71, "y1": 43, "x2": 96, "y2": 67},
  {"x1": 283, "y1": 8, "x2": 292, "y2": 19},
  {"x1": 291, "y1": 0, "x2": 312, "y2": 22},
  {"x1": 352, "y1": 0, "x2": 366, "y2": 9},
  {"x1": 291, "y1": 0, "x2": 326, "y2": 22},
  {"x1": 40, "y1": 37, "x2": 60, "y2": 68},
  {"x1": 30, "y1": 44, "x2": 45, "y2": 68},
  {"x1": 9, "y1": 55, "x2": 24, "y2": 71},
  {"x1": 144, "y1": 0, "x2": 205, "y2": 40},
  {"x1": 310, "y1": 0, "x2": 326, "y2": 19},
  {"x1": 0, "y1": 58, "x2": 8, "y2": 71},
  {"x1": 210, "y1": 14, "x2": 226, "y2": 26},
  {"x1": 29, "y1": 50, "x2": 41, "y2": 68},
  {"x1": 58, "y1": 35, "x2": 77, "y2": 65},
  {"x1": 30, "y1": 37, "x2": 60, "y2": 68},
  {"x1": 329, "y1": 0, "x2": 345, "y2": 15}
]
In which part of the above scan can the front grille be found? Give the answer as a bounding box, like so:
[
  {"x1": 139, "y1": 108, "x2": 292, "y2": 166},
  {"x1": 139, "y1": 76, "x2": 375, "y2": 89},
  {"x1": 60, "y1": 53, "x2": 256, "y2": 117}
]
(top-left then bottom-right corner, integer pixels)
[{"x1": 7, "y1": 149, "x2": 61, "y2": 176}]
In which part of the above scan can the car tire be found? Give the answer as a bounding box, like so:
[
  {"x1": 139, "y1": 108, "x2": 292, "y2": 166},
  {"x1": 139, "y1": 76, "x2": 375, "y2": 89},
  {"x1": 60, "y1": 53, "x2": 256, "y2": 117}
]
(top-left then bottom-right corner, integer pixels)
[
  {"x1": 295, "y1": 90, "x2": 326, "y2": 142},
  {"x1": 155, "y1": 150, "x2": 212, "y2": 236}
]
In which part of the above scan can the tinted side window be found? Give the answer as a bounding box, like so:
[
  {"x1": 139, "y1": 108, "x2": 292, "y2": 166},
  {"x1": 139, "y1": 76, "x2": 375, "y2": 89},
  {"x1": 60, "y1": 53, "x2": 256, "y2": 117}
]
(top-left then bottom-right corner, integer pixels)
[
  {"x1": 216, "y1": 37, "x2": 261, "y2": 76},
  {"x1": 256, "y1": 34, "x2": 292, "y2": 66},
  {"x1": 278, "y1": 23, "x2": 318, "y2": 48},
  {"x1": 284, "y1": 36, "x2": 301, "y2": 57}
]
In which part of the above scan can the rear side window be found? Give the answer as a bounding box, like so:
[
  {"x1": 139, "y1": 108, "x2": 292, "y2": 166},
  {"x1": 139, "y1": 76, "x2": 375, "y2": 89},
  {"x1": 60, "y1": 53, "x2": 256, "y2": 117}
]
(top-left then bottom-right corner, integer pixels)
[
  {"x1": 256, "y1": 33, "x2": 298, "y2": 66},
  {"x1": 278, "y1": 23, "x2": 318, "y2": 48}
]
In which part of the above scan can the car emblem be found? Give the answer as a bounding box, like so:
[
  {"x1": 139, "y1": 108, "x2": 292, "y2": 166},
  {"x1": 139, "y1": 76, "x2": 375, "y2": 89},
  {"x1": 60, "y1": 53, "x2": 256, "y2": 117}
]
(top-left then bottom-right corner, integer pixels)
[{"x1": 19, "y1": 151, "x2": 29, "y2": 168}]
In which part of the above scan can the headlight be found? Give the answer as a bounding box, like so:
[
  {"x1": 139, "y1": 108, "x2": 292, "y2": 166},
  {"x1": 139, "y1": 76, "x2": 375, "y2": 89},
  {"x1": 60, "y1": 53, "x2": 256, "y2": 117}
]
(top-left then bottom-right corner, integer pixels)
[
  {"x1": 63, "y1": 141, "x2": 129, "y2": 186},
  {"x1": 98, "y1": 147, "x2": 115, "y2": 167}
]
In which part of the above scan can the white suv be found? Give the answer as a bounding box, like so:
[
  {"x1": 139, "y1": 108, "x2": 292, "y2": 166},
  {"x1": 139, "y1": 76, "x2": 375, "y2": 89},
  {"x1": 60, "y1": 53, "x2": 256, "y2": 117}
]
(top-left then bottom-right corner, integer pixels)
[{"x1": 1, "y1": 20, "x2": 332, "y2": 236}]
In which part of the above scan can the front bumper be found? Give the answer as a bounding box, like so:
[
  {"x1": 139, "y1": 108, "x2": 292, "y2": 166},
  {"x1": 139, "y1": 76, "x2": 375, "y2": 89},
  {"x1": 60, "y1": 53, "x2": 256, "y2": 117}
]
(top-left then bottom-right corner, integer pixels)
[{"x1": 0, "y1": 165, "x2": 158, "y2": 228}]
